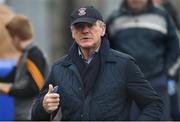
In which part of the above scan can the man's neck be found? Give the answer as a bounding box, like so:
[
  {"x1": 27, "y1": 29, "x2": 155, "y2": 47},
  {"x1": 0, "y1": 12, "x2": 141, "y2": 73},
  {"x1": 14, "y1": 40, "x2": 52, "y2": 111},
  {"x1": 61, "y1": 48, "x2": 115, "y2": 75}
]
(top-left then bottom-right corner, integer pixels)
[
  {"x1": 79, "y1": 46, "x2": 100, "y2": 60},
  {"x1": 80, "y1": 48, "x2": 95, "y2": 60}
]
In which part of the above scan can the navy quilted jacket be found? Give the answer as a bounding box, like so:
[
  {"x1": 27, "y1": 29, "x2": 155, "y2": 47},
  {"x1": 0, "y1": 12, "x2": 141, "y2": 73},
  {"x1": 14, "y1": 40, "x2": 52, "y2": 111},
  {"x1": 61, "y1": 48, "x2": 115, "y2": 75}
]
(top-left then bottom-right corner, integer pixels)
[{"x1": 31, "y1": 38, "x2": 163, "y2": 120}]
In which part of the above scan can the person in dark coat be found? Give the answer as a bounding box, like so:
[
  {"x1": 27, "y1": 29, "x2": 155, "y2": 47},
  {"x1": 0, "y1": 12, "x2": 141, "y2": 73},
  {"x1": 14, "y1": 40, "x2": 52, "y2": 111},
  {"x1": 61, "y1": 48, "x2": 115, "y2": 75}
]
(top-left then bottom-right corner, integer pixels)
[
  {"x1": 106, "y1": 0, "x2": 180, "y2": 120},
  {"x1": 153, "y1": 0, "x2": 180, "y2": 120},
  {"x1": 31, "y1": 5, "x2": 163, "y2": 121}
]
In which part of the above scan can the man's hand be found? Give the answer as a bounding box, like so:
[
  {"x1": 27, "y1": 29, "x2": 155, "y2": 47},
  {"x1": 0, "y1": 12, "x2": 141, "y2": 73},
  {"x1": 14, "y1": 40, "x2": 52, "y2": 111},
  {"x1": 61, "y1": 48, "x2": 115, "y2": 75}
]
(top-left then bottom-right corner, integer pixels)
[
  {"x1": 0, "y1": 83, "x2": 12, "y2": 94},
  {"x1": 43, "y1": 84, "x2": 60, "y2": 113}
]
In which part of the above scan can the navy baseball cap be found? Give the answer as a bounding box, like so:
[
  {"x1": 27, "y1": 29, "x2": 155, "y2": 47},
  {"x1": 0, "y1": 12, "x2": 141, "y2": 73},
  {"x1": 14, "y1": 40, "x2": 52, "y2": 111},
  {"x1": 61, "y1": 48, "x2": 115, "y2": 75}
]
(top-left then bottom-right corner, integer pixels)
[{"x1": 70, "y1": 6, "x2": 103, "y2": 25}]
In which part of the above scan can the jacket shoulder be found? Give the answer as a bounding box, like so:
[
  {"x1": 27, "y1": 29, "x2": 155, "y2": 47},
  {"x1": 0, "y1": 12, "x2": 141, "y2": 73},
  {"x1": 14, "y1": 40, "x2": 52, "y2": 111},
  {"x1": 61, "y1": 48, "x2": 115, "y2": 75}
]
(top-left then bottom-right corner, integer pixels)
[
  {"x1": 53, "y1": 55, "x2": 69, "y2": 66},
  {"x1": 109, "y1": 49, "x2": 135, "y2": 62},
  {"x1": 151, "y1": 6, "x2": 169, "y2": 18}
]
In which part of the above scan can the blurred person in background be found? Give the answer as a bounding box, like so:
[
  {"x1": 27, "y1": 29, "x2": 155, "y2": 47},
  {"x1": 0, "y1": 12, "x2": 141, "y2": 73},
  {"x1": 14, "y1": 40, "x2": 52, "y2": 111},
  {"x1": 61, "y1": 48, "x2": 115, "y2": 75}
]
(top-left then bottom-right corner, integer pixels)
[
  {"x1": 0, "y1": 15, "x2": 49, "y2": 120},
  {"x1": 0, "y1": 4, "x2": 19, "y2": 59},
  {"x1": 31, "y1": 5, "x2": 163, "y2": 121},
  {"x1": 153, "y1": 0, "x2": 180, "y2": 120},
  {"x1": 107, "y1": 0, "x2": 180, "y2": 120},
  {"x1": 0, "y1": 4, "x2": 17, "y2": 121}
]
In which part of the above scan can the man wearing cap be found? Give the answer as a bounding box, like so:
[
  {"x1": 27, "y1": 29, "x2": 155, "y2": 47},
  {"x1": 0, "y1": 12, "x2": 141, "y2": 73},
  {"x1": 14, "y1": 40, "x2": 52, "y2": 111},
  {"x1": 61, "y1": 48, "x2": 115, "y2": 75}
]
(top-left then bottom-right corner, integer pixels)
[{"x1": 31, "y1": 6, "x2": 163, "y2": 121}]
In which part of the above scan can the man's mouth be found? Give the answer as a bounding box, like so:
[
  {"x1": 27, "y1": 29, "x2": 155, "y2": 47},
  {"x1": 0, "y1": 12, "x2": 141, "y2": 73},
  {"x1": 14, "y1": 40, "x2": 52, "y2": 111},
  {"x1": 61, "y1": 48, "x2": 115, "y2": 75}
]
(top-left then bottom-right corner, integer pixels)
[{"x1": 82, "y1": 37, "x2": 90, "y2": 39}]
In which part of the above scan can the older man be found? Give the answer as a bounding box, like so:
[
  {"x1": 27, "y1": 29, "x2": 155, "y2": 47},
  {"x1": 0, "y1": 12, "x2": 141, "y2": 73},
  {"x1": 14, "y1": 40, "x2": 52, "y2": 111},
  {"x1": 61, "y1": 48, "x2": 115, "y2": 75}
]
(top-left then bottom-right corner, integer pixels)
[{"x1": 31, "y1": 6, "x2": 163, "y2": 121}]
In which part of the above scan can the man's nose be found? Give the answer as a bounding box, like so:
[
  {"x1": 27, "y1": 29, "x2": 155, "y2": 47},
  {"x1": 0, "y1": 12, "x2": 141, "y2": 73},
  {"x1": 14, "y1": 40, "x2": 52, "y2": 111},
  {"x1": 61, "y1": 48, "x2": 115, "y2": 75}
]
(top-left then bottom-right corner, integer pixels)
[{"x1": 81, "y1": 25, "x2": 90, "y2": 33}]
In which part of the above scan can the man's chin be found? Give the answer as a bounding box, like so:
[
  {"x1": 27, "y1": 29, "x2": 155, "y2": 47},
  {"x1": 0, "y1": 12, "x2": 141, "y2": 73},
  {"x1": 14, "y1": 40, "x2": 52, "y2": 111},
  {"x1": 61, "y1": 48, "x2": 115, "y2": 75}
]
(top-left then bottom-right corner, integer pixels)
[{"x1": 80, "y1": 44, "x2": 93, "y2": 49}]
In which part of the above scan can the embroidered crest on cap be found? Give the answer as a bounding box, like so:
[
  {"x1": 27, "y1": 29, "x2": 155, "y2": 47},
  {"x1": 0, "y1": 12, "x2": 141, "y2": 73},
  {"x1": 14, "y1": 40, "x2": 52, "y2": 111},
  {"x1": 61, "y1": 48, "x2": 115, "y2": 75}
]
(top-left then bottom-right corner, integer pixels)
[{"x1": 78, "y1": 8, "x2": 87, "y2": 16}]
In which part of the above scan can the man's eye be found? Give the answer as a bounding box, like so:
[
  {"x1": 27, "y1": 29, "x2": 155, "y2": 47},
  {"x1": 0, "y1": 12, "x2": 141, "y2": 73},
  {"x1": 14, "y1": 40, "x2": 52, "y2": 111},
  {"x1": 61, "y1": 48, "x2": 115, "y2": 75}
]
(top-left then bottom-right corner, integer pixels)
[{"x1": 87, "y1": 24, "x2": 93, "y2": 28}]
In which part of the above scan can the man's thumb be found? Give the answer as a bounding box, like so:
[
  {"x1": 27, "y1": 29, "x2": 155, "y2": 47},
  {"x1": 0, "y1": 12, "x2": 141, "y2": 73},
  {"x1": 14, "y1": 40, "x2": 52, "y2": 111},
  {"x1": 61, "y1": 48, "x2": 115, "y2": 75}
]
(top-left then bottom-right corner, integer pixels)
[{"x1": 48, "y1": 84, "x2": 53, "y2": 93}]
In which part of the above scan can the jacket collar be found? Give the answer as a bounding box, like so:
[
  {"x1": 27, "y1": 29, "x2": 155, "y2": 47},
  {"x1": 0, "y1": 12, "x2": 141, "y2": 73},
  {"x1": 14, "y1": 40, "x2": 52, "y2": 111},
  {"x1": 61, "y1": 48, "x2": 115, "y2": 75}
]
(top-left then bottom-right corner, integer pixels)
[{"x1": 61, "y1": 36, "x2": 116, "y2": 67}]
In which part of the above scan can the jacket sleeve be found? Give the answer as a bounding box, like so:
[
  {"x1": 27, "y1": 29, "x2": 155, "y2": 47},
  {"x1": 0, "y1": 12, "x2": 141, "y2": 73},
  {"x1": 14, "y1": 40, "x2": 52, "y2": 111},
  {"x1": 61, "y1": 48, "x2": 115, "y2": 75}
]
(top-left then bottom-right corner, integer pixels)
[
  {"x1": 165, "y1": 14, "x2": 180, "y2": 76},
  {"x1": 31, "y1": 65, "x2": 60, "y2": 120},
  {"x1": 126, "y1": 58, "x2": 163, "y2": 120}
]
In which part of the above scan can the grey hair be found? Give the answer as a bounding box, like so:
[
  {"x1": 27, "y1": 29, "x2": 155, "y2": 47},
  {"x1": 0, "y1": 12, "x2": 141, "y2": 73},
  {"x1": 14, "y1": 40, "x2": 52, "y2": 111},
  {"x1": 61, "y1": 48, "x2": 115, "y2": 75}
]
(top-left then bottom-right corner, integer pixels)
[{"x1": 96, "y1": 20, "x2": 106, "y2": 28}]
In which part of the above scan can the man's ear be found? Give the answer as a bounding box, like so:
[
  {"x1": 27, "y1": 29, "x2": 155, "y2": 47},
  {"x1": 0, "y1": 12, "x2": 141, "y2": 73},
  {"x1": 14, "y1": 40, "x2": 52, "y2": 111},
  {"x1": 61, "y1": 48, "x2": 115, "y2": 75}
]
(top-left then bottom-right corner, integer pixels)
[
  {"x1": 101, "y1": 26, "x2": 106, "y2": 36},
  {"x1": 70, "y1": 26, "x2": 75, "y2": 39}
]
